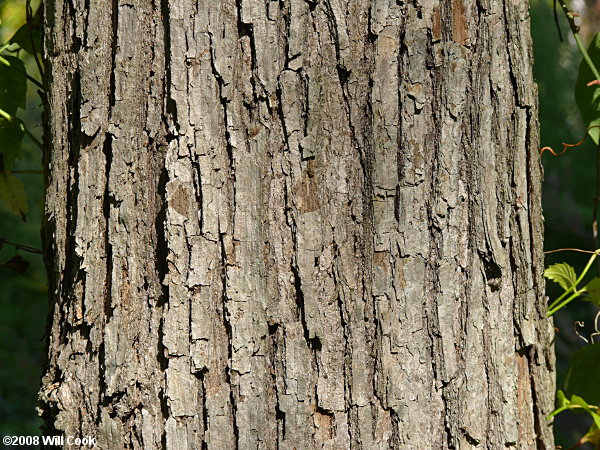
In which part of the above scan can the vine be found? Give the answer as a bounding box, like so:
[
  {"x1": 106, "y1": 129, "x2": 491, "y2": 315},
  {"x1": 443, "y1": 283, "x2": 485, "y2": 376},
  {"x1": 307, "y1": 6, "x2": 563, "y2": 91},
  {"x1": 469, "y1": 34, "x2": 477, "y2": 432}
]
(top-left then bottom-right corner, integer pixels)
[{"x1": 542, "y1": 1, "x2": 600, "y2": 447}]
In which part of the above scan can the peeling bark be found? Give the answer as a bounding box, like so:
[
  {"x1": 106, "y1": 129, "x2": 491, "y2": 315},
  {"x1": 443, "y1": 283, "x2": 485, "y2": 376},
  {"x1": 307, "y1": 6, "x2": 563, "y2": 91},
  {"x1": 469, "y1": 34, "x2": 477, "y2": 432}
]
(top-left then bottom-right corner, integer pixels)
[{"x1": 40, "y1": 0, "x2": 555, "y2": 448}]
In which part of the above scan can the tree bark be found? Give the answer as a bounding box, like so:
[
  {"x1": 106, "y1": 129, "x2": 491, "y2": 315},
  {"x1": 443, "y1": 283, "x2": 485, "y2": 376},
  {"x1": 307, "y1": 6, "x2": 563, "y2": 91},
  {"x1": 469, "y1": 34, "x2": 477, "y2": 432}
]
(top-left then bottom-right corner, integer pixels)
[{"x1": 40, "y1": 0, "x2": 555, "y2": 448}]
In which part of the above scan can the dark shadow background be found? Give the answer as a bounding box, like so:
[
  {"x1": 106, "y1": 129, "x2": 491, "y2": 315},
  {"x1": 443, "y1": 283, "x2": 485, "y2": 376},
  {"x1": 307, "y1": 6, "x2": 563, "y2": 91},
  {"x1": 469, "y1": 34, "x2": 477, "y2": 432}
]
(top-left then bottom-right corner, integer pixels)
[
  {"x1": 0, "y1": 0, "x2": 597, "y2": 446},
  {"x1": 0, "y1": 0, "x2": 47, "y2": 442},
  {"x1": 532, "y1": 0, "x2": 600, "y2": 446}
]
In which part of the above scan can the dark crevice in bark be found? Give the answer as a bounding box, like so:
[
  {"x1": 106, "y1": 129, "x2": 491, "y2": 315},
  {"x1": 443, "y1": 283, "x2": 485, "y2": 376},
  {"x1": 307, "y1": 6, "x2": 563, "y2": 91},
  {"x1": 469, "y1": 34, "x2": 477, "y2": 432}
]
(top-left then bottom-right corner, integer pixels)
[
  {"x1": 158, "y1": 378, "x2": 169, "y2": 449},
  {"x1": 323, "y1": 1, "x2": 341, "y2": 62},
  {"x1": 269, "y1": 326, "x2": 286, "y2": 444},
  {"x1": 102, "y1": 0, "x2": 118, "y2": 329},
  {"x1": 268, "y1": 322, "x2": 279, "y2": 335},
  {"x1": 64, "y1": 0, "x2": 80, "y2": 53},
  {"x1": 102, "y1": 133, "x2": 114, "y2": 320},
  {"x1": 154, "y1": 192, "x2": 170, "y2": 450},
  {"x1": 481, "y1": 252, "x2": 502, "y2": 292},
  {"x1": 193, "y1": 370, "x2": 209, "y2": 448},
  {"x1": 280, "y1": 2, "x2": 293, "y2": 70},
  {"x1": 500, "y1": 0, "x2": 524, "y2": 108},
  {"x1": 235, "y1": 1, "x2": 253, "y2": 38},
  {"x1": 109, "y1": 0, "x2": 118, "y2": 110},
  {"x1": 463, "y1": 430, "x2": 481, "y2": 446},
  {"x1": 331, "y1": 245, "x2": 354, "y2": 445},
  {"x1": 425, "y1": 32, "x2": 455, "y2": 449},
  {"x1": 82, "y1": 0, "x2": 91, "y2": 43},
  {"x1": 508, "y1": 237, "x2": 523, "y2": 335},
  {"x1": 389, "y1": 408, "x2": 400, "y2": 447},
  {"x1": 96, "y1": 339, "x2": 108, "y2": 421},
  {"x1": 370, "y1": 296, "x2": 386, "y2": 418},
  {"x1": 154, "y1": 165, "x2": 169, "y2": 306},
  {"x1": 235, "y1": 0, "x2": 263, "y2": 106},
  {"x1": 154, "y1": 156, "x2": 170, "y2": 445},
  {"x1": 396, "y1": 15, "x2": 407, "y2": 220},
  {"x1": 160, "y1": 0, "x2": 178, "y2": 132},
  {"x1": 429, "y1": 288, "x2": 456, "y2": 449},
  {"x1": 394, "y1": 184, "x2": 401, "y2": 223},
  {"x1": 314, "y1": 381, "x2": 334, "y2": 417},
  {"x1": 291, "y1": 263, "x2": 312, "y2": 346},
  {"x1": 523, "y1": 106, "x2": 541, "y2": 297},
  {"x1": 101, "y1": 390, "x2": 126, "y2": 412},
  {"x1": 366, "y1": 4, "x2": 376, "y2": 40},
  {"x1": 300, "y1": 68, "x2": 309, "y2": 134},
  {"x1": 526, "y1": 346, "x2": 547, "y2": 450},
  {"x1": 315, "y1": 404, "x2": 334, "y2": 418},
  {"x1": 190, "y1": 150, "x2": 204, "y2": 235},
  {"x1": 275, "y1": 405, "x2": 286, "y2": 442},
  {"x1": 481, "y1": 324, "x2": 495, "y2": 446},
  {"x1": 275, "y1": 84, "x2": 290, "y2": 152},
  {"x1": 342, "y1": 337, "x2": 358, "y2": 445},
  {"x1": 208, "y1": 32, "x2": 236, "y2": 194},
  {"x1": 61, "y1": 69, "x2": 83, "y2": 339},
  {"x1": 336, "y1": 65, "x2": 351, "y2": 85},
  {"x1": 363, "y1": 32, "x2": 378, "y2": 441},
  {"x1": 219, "y1": 233, "x2": 239, "y2": 450}
]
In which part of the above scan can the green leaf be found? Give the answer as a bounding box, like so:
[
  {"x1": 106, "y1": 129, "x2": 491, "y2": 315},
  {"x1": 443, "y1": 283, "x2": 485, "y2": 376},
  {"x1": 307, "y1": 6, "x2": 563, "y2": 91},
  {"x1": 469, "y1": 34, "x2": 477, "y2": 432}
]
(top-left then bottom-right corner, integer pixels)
[
  {"x1": 0, "y1": 55, "x2": 27, "y2": 114},
  {"x1": 8, "y1": 11, "x2": 41, "y2": 55},
  {"x1": 557, "y1": 389, "x2": 569, "y2": 408},
  {"x1": 580, "y1": 423, "x2": 600, "y2": 448},
  {"x1": 547, "y1": 390, "x2": 571, "y2": 420},
  {"x1": 544, "y1": 262, "x2": 578, "y2": 292},
  {"x1": 576, "y1": 32, "x2": 600, "y2": 144},
  {"x1": 565, "y1": 343, "x2": 600, "y2": 405},
  {"x1": 0, "y1": 118, "x2": 24, "y2": 169},
  {"x1": 0, "y1": 173, "x2": 27, "y2": 219},
  {"x1": 584, "y1": 277, "x2": 600, "y2": 305},
  {"x1": 570, "y1": 395, "x2": 600, "y2": 429}
]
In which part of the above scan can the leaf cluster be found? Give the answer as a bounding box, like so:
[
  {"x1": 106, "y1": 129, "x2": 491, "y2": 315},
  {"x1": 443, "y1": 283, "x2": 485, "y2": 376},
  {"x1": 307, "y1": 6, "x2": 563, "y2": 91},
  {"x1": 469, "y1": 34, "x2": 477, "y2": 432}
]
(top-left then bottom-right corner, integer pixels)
[{"x1": 0, "y1": 7, "x2": 42, "y2": 219}]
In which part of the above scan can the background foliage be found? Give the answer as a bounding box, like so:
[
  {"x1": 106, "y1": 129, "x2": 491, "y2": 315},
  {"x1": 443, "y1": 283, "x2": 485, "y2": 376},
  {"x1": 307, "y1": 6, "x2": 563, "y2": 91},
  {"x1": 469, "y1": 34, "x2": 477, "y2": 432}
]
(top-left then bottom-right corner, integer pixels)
[
  {"x1": 0, "y1": 0, "x2": 46, "y2": 440},
  {"x1": 531, "y1": 0, "x2": 600, "y2": 445}
]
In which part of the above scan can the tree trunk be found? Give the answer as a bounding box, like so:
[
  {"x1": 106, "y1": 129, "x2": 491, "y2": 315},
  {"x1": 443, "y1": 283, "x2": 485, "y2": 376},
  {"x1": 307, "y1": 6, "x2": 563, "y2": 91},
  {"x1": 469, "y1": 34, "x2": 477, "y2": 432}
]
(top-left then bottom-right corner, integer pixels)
[{"x1": 39, "y1": 0, "x2": 555, "y2": 448}]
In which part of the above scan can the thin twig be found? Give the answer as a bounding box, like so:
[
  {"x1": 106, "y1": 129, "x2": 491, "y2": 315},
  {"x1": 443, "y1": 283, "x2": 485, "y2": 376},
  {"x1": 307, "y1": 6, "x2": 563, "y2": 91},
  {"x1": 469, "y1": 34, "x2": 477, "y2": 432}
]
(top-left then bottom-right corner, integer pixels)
[
  {"x1": 0, "y1": 237, "x2": 42, "y2": 254},
  {"x1": 540, "y1": 125, "x2": 600, "y2": 156},
  {"x1": 544, "y1": 248, "x2": 600, "y2": 255},
  {"x1": 594, "y1": 142, "x2": 600, "y2": 275},
  {"x1": 590, "y1": 309, "x2": 600, "y2": 343},
  {"x1": 557, "y1": 0, "x2": 600, "y2": 79},
  {"x1": 574, "y1": 321, "x2": 590, "y2": 344},
  {"x1": 554, "y1": 0, "x2": 564, "y2": 41},
  {"x1": 25, "y1": 0, "x2": 44, "y2": 81}
]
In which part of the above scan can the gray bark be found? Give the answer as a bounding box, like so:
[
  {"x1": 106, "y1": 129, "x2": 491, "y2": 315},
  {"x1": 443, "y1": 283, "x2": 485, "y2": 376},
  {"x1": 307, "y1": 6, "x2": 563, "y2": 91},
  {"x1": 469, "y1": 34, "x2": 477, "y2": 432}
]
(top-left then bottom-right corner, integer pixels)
[{"x1": 39, "y1": 0, "x2": 555, "y2": 448}]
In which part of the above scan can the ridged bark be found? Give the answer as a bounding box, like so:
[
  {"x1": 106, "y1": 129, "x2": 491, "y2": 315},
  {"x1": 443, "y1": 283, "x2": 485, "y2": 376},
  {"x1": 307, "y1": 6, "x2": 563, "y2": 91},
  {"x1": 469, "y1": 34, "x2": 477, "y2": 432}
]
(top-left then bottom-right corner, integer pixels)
[{"x1": 40, "y1": 0, "x2": 555, "y2": 448}]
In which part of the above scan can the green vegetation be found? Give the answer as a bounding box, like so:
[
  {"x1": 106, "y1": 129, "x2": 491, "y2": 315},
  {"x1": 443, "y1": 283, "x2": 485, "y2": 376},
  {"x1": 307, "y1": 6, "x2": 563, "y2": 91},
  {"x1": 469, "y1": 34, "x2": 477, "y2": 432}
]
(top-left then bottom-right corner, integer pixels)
[
  {"x1": 536, "y1": 0, "x2": 600, "y2": 446},
  {"x1": 0, "y1": 0, "x2": 46, "y2": 438}
]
